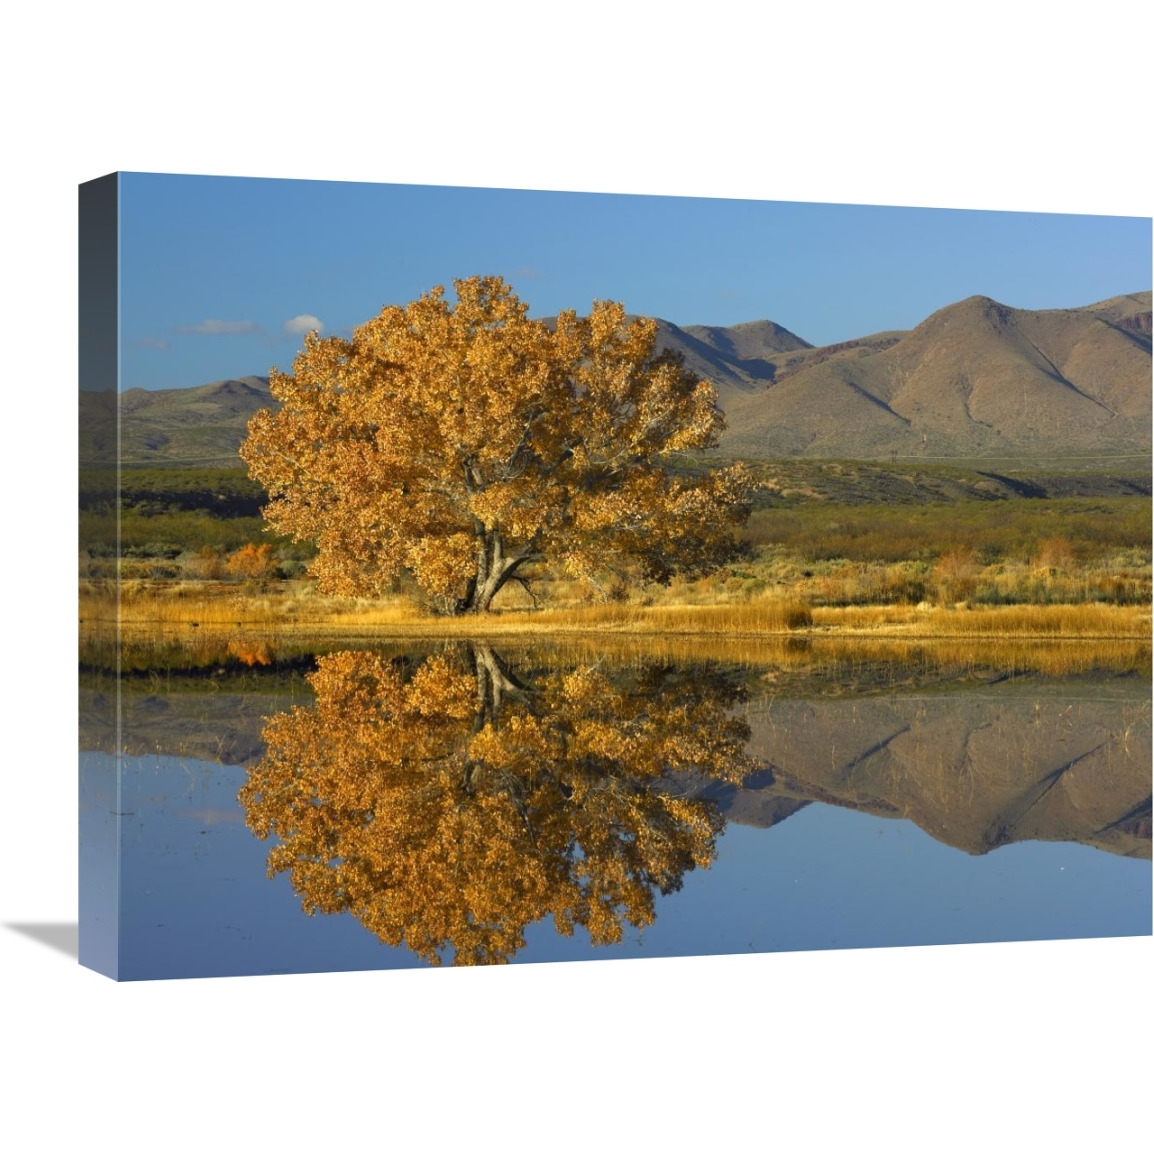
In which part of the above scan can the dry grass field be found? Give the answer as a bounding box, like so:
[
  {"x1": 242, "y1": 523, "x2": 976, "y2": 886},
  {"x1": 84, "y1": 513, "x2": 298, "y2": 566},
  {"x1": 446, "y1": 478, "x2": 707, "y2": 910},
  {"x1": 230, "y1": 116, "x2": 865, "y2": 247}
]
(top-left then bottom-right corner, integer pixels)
[
  {"x1": 80, "y1": 463, "x2": 1150, "y2": 650},
  {"x1": 81, "y1": 576, "x2": 1150, "y2": 645}
]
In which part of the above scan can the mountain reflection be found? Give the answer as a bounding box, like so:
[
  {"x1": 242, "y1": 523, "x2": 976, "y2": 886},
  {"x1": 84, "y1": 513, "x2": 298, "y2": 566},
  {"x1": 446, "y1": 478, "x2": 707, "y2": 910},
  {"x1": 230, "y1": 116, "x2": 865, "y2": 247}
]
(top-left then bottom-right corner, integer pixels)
[{"x1": 240, "y1": 645, "x2": 753, "y2": 965}]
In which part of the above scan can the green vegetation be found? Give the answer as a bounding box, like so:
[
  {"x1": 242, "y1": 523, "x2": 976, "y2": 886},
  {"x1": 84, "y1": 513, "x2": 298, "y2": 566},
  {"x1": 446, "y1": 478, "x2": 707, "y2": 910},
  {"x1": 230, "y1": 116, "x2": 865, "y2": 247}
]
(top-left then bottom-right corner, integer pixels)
[
  {"x1": 743, "y1": 495, "x2": 1150, "y2": 562},
  {"x1": 80, "y1": 466, "x2": 267, "y2": 515},
  {"x1": 734, "y1": 456, "x2": 1152, "y2": 504},
  {"x1": 80, "y1": 466, "x2": 312, "y2": 573},
  {"x1": 78, "y1": 460, "x2": 1152, "y2": 619}
]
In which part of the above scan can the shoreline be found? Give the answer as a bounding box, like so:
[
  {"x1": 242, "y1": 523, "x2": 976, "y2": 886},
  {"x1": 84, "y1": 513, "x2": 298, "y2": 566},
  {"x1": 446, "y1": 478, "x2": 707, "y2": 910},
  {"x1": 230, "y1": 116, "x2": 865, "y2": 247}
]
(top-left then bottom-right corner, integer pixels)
[{"x1": 80, "y1": 582, "x2": 1152, "y2": 643}]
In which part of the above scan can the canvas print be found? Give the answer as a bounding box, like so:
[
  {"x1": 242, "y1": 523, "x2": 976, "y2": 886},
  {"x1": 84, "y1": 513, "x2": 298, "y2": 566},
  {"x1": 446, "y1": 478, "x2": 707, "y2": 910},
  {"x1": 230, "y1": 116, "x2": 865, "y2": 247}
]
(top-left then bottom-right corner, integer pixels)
[{"x1": 79, "y1": 173, "x2": 1152, "y2": 980}]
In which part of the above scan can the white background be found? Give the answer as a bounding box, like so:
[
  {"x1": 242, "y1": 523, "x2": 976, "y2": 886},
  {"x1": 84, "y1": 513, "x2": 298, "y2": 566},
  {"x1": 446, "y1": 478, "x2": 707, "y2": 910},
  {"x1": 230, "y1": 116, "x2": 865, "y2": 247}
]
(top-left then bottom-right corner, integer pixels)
[{"x1": 2, "y1": 3, "x2": 1150, "y2": 1149}]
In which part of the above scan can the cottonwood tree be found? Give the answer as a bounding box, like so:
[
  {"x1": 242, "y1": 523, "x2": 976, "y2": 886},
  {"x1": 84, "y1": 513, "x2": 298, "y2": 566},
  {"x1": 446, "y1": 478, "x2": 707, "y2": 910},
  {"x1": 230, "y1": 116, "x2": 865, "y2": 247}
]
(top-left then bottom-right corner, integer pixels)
[
  {"x1": 240, "y1": 276, "x2": 751, "y2": 613},
  {"x1": 239, "y1": 646, "x2": 753, "y2": 965}
]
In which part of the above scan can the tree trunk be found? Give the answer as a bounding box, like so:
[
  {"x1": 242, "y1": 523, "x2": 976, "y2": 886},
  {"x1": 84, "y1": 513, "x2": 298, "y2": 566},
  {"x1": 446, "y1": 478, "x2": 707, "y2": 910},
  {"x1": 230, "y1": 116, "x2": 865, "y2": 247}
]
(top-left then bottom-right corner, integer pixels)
[
  {"x1": 470, "y1": 644, "x2": 530, "y2": 722},
  {"x1": 455, "y1": 529, "x2": 531, "y2": 614}
]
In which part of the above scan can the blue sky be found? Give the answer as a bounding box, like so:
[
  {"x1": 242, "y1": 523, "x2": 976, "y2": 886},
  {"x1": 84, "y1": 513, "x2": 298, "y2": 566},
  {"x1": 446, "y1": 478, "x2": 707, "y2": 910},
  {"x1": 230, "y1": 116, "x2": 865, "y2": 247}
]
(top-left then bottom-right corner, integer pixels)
[{"x1": 119, "y1": 172, "x2": 1152, "y2": 391}]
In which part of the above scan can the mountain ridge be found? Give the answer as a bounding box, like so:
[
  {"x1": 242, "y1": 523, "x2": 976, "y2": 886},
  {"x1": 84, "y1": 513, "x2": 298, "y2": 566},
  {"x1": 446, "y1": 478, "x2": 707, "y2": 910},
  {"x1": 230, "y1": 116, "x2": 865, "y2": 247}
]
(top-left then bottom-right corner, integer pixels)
[
  {"x1": 721, "y1": 290, "x2": 1151, "y2": 458},
  {"x1": 84, "y1": 292, "x2": 1151, "y2": 465}
]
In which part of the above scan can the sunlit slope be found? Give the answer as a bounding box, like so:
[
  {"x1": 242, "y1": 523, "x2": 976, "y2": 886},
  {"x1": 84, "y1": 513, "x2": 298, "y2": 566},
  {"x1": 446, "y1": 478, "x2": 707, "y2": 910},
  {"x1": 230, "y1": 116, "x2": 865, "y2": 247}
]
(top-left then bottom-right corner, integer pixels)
[
  {"x1": 80, "y1": 376, "x2": 273, "y2": 466},
  {"x1": 721, "y1": 292, "x2": 1152, "y2": 458}
]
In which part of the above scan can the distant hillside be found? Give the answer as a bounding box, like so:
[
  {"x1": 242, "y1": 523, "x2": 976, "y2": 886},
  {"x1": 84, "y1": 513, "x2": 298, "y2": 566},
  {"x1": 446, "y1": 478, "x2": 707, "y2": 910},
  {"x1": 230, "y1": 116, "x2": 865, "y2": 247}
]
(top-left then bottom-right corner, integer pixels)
[
  {"x1": 81, "y1": 375, "x2": 273, "y2": 466},
  {"x1": 720, "y1": 291, "x2": 1152, "y2": 459},
  {"x1": 654, "y1": 317, "x2": 811, "y2": 403},
  {"x1": 84, "y1": 292, "x2": 1151, "y2": 466},
  {"x1": 546, "y1": 314, "x2": 813, "y2": 406}
]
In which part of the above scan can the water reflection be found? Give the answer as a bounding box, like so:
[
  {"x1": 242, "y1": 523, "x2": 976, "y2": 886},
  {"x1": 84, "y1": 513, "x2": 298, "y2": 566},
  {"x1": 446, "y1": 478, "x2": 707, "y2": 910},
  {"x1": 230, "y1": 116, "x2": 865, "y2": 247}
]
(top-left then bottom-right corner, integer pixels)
[
  {"x1": 733, "y1": 691, "x2": 1151, "y2": 858},
  {"x1": 79, "y1": 638, "x2": 1150, "y2": 976},
  {"x1": 240, "y1": 645, "x2": 753, "y2": 965}
]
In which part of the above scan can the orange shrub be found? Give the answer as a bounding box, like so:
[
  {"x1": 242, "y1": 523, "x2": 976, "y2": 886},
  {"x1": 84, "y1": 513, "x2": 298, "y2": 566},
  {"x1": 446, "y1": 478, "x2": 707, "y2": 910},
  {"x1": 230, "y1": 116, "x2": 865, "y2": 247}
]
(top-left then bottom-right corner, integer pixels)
[
  {"x1": 227, "y1": 542, "x2": 275, "y2": 580},
  {"x1": 227, "y1": 640, "x2": 273, "y2": 666}
]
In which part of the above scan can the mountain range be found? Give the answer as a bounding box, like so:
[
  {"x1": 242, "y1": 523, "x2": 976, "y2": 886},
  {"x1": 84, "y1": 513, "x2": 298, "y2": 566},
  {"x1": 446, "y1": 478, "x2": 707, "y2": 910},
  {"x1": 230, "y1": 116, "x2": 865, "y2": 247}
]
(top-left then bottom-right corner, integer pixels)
[{"x1": 81, "y1": 291, "x2": 1151, "y2": 466}]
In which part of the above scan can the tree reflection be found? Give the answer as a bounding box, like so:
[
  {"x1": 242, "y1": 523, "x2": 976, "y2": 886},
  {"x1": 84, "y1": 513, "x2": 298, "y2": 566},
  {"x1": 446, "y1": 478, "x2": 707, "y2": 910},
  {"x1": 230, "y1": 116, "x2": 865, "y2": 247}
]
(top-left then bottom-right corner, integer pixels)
[{"x1": 240, "y1": 645, "x2": 752, "y2": 965}]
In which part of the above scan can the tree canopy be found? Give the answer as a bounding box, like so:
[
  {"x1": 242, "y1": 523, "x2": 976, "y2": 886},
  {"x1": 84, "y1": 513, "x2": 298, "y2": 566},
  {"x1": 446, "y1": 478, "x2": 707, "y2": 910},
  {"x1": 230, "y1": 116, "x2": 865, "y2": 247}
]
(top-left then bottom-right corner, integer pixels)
[
  {"x1": 240, "y1": 276, "x2": 751, "y2": 612},
  {"x1": 239, "y1": 646, "x2": 753, "y2": 965}
]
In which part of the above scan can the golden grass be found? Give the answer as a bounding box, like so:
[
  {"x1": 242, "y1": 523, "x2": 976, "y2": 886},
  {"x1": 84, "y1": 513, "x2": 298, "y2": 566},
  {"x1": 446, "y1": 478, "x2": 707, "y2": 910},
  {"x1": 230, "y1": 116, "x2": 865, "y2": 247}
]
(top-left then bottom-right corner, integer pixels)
[
  {"x1": 79, "y1": 575, "x2": 1151, "y2": 680},
  {"x1": 810, "y1": 602, "x2": 1151, "y2": 638},
  {"x1": 80, "y1": 627, "x2": 1151, "y2": 683},
  {"x1": 80, "y1": 580, "x2": 422, "y2": 628},
  {"x1": 504, "y1": 600, "x2": 814, "y2": 634},
  {"x1": 81, "y1": 582, "x2": 813, "y2": 639},
  {"x1": 460, "y1": 634, "x2": 1151, "y2": 678},
  {"x1": 80, "y1": 579, "x2": 1150, "y2": 646},
  {"x1": 778, "y1": 636, "x2": 1150, "y2": 678}
]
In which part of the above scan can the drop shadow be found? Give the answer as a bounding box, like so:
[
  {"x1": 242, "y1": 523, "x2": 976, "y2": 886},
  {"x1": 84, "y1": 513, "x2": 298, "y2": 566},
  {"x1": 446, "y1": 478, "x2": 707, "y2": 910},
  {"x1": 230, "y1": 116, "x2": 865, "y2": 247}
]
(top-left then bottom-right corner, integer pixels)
[{"x1": 6, "y1": 922, "x2": 80, "y2": 959}]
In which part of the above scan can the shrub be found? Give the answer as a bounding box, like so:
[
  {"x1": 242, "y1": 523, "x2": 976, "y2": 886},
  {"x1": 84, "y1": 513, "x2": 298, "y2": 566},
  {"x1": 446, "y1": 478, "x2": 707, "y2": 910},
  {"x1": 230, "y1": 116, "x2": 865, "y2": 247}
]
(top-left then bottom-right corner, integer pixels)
[
  {"x1": 227, "y1": 542, "x2": 276, "y2": 580},
  {"x1": 933, "y1": 546, "x2": 979, "y2": 603},
  {"x1": 196, "y1": 544, "x2": 228, "y2": 580},
  {"x1": 1032, "y1": 535, "x2": 1076, "y2": 573}
]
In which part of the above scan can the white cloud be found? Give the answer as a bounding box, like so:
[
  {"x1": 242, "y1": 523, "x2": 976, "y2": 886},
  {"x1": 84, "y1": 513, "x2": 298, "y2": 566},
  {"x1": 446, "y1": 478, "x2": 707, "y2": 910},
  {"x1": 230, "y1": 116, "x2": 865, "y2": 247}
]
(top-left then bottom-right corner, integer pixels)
[
  {"x1": 284, "y1": 314, "x2": 324, "y2": 336},
  {"x1": 133, "y1": 336, "x2": 170, "y2": 350},
  {"x1": 176, "y1": 318, "x2": 260, "y2": 336}
]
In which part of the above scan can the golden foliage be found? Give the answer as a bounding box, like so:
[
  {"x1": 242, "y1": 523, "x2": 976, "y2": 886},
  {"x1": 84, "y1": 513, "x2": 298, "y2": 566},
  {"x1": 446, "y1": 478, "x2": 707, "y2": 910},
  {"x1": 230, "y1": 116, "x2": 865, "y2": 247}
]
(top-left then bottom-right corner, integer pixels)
[
  {"x1": 239, "y1": 646, "x2": 753, "y2": 965},
  {"x1": 240, "y1": 277, "x2": 751, "y2": 612},
  {"x1": 226, "y1": 639, "x2": 272, "y2": 666},
  {"x1": 226, "y1": 542, "x2": 275, "y2": 580}
]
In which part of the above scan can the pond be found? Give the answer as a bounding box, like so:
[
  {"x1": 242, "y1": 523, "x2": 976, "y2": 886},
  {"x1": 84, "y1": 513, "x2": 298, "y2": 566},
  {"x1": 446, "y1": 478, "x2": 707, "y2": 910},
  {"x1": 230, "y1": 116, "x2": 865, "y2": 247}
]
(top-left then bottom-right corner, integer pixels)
[{"x1": 79, "y1": 638, "x2": 1152, "y2": 979}]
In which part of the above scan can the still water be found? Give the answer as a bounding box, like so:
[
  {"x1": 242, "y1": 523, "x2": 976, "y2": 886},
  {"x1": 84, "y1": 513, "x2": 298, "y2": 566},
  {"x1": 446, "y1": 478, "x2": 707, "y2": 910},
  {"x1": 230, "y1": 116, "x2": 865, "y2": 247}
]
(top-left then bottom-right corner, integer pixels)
[{"x1": 79, "y1": 640, "x2": 1152, "y2": 979}]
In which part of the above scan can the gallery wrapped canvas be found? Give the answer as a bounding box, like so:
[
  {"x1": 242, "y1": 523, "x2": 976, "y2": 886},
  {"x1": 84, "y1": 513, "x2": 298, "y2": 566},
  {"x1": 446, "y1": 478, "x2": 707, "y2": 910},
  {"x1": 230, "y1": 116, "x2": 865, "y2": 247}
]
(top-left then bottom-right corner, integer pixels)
[{"x1": 79, "y1": 173, "x2": 1152, "y2": 980}]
